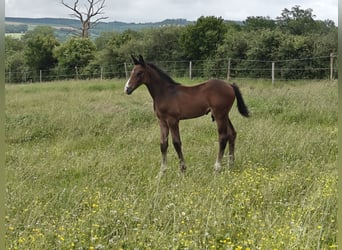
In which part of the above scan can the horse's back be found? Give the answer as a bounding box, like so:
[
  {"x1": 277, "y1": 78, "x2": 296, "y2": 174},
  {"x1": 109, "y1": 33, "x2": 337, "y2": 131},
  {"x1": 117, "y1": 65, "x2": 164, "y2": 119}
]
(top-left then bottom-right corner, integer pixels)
[
  {"x1": 201, "y1": 79, "x2": 234, "y2": 96},
  {"x1": 205, "y1": 78, "x2": 232, "y2": 88}
]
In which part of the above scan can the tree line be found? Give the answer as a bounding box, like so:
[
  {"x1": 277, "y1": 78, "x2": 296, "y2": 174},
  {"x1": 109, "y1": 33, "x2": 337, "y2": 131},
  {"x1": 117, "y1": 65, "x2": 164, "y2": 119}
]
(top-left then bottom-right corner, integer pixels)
[{"x1": 5, "y1": 6, "x2": 337, "y2": 83}]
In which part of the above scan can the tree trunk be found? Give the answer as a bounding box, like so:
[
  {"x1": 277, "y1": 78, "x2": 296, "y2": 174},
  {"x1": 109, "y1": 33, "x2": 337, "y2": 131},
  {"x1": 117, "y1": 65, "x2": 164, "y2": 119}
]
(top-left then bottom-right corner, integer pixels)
[
  {"x1": 61, "y1": 0, "x2": 107, "y2": 38},
  {"x1": 82, "y1": 21, "x2": 90, "y2": 38}
]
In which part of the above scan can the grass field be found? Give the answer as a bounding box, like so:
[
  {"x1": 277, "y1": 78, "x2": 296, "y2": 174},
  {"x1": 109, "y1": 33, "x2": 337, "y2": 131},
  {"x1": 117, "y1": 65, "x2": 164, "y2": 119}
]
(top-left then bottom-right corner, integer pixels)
[{"x1": 5, "y1": 79, "x2": 337, "y2": 249}]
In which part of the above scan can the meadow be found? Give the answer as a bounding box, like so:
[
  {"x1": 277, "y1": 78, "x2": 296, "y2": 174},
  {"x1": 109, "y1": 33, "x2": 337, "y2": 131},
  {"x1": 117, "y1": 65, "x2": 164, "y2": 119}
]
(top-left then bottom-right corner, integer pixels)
[{"x1": 5, "y1": 78, "x2": 337, "y2": 249}]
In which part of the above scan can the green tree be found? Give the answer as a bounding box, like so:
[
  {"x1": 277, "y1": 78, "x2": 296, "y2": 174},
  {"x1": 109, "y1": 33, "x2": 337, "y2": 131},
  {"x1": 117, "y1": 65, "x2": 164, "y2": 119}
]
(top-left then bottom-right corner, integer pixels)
[
  {"x1": 217, "y1": 30, "x2": 249, "y2": 60},
  {"x1": 5, "y1": 36, "x2": 26, "y2": 83},
  {"x1": 244, "y1": 29, "x2": 284, "y2": 78},
  {"x1": 53, "y1": 37, "x2": 96, "y2": 78},
  {"x1": 142, "y1": 27, "x2": 183, "y2": 62},
  {"x1": 180, "y1": 16, "x2": 226, "y2": 60},
  {"x1": 22, "y1": 26, "x2": 59, "y2": 79},
  {"x1": 312, "y1": 29, "x2": 337, "y2": 56},
  {"x1": 247, "y1": 29, "x2": 283, "y2": 61},
  {"x1": 91, "y1": 30, "x2": 142, "y2": 78},
  {"x1": 314, "y1": 19, "x2": 337, "y2": 35},
  {"x1": 214, "y1": 30, "x2": 249, "y2": 78},
  {"x1": 276, "y1": 5, "x2": 318, "y2": 35},
  {"x1": 243, "y1": 16, "x2": 276, "y2": 31},
  {"x1": 5, "y1": 36, "x2": 24, "y2": 56},
  {"x1": 276, "y1": 35, "x2": 315, "y2": 79}
]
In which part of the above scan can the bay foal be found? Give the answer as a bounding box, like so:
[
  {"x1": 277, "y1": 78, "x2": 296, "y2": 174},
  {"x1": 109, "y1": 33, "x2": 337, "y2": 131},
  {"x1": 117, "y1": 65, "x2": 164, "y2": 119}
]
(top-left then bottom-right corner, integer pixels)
[{"x1": 124, "y1": 55, "x2": 249, "y2": 175}]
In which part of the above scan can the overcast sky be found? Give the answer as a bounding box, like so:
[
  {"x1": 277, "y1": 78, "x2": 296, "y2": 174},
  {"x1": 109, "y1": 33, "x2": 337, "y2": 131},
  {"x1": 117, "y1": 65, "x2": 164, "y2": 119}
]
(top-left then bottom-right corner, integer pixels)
[{"x1": 5, "y1": 0, "x2": 338, "y2": 24}]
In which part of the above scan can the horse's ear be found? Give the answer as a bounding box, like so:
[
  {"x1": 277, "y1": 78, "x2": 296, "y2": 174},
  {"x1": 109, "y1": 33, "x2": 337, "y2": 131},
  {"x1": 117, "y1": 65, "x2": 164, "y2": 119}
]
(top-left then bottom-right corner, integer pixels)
[
  {"x1": 131, "y1": 55, "x2": 139, "y2": 65},
  {"x1": 138, "y1": 55, "x2": 145, "y2": 67}
]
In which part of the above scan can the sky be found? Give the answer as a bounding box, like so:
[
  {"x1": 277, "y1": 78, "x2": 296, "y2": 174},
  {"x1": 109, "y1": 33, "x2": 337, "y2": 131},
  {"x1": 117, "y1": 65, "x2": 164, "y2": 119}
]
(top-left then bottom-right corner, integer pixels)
[{"x1": 5, "y1": 0, "x2": 338, "y2": 24}]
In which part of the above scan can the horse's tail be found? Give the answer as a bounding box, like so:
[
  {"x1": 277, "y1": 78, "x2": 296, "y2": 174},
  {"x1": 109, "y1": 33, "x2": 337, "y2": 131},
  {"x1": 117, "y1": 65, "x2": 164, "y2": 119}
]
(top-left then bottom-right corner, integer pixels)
[{"x1": 231, "y1": 83, "x2": 249, "y2": 117}]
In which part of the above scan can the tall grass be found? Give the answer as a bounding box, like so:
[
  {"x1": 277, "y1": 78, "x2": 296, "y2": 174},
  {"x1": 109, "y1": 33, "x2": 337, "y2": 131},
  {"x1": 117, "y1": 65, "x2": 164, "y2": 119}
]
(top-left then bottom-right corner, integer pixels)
[{"x1": 5, "y1": 79, "x2": 337, "y2": 249}]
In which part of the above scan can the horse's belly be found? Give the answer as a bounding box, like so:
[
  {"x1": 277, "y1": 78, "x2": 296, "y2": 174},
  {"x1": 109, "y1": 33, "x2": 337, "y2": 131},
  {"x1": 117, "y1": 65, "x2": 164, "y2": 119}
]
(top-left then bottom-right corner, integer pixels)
[{"x1": 179, "y1": 103, "x2": 209, "y2": 120}]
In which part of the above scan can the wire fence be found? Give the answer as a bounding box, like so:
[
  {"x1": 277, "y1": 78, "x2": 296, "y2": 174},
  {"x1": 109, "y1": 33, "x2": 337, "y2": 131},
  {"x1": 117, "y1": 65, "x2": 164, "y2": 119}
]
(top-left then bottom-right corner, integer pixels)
[{"x1": 5, "y1": 54, "x2": 337, "y2": 84}]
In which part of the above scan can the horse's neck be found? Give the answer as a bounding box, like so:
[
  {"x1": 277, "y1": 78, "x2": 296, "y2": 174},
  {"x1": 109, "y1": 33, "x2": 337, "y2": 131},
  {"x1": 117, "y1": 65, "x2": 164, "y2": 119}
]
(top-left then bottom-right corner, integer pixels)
[{"x1": 146, "y1": 73, "x2": 175, "y2": 100}]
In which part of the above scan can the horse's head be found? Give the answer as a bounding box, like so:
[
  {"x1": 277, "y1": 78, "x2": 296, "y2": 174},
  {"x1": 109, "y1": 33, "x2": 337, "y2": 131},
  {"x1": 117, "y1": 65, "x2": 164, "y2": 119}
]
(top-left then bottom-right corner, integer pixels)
[{"x1": 124, "y1": 55, "x2": 147, "y2": 95}]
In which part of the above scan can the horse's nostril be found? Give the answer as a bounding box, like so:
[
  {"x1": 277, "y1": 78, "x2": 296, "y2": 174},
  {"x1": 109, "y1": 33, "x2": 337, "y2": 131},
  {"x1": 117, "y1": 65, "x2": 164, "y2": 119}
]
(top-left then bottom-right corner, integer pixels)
[{"x1": 125, "y1": 87, "x2": 133, "y2": 95}]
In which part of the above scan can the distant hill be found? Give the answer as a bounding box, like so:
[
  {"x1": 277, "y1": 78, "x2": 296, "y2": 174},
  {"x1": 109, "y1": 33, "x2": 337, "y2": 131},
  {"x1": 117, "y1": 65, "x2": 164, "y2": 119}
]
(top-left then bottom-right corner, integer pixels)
[
  {"x1": 5, "y1": 17, "x2": 194, "y2": 40},
  {"x1": 6, "y1": 17, "x2": 81, "y2": 27},
  {"x1": 5, "y1": 17, "x2": 242, "y2": 41},
  {"x1": 6, "y1": 17, "x2": 193, "y2": 29}
]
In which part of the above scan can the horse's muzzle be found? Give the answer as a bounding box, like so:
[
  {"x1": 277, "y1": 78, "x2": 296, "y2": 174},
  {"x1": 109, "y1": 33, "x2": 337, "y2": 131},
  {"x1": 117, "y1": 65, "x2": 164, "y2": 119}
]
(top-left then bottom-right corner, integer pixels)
[{"x1": 125, "y1": 86, "x2": 133, "y2": 95}]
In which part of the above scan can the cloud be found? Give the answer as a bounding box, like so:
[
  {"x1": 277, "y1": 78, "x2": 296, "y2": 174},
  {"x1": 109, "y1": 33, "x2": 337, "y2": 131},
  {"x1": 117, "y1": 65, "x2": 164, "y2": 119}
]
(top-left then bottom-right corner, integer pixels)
[{"x1": 5, "y1": 0, "x2": 337, "y2": 23}]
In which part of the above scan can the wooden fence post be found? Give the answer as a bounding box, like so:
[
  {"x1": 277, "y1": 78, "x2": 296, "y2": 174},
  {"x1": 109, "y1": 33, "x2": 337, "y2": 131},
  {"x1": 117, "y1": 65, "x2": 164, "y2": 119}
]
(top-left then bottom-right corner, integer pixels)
[
  {"x1": 330, "y1": 53, "x2": 334, "y2": 81},
  {"x1": 75, "y1": 66, "x2": 79, "y2": 80},
  {"x1": 189, "y1": 61, "x2": 192, "y2": 80},
  {"x1": 124, "y1": 63, "x2": 128, "y2": 79},
  {"x1": 272, "y1": 62, "x2": 275, "y2": 85},
  {"x1": 227, "y1": 58, "x2": 231, "y2": 82}
]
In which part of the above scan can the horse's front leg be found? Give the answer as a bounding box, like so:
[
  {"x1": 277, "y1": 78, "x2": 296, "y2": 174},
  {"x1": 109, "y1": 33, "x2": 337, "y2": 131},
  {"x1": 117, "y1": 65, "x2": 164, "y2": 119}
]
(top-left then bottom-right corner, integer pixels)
[
  {"x1": 158, "y1": 119, "x2": 169, "y2": 176},
  {"x1": 169, "y1": 120, "x2": 186, "y2": 173}
]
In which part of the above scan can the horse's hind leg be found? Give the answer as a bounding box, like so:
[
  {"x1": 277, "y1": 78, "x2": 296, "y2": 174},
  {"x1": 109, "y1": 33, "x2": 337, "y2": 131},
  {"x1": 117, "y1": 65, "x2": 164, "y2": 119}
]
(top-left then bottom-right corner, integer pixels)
[
  {"x1": 214, "y1": 116, "x2": 229, "y2": 172},
  {"x1": 169, "y1": 120, "x2": 186, "y2": 173},
  {"x1": 227, "y1": 118, "x2": 237, "y2": 167}
]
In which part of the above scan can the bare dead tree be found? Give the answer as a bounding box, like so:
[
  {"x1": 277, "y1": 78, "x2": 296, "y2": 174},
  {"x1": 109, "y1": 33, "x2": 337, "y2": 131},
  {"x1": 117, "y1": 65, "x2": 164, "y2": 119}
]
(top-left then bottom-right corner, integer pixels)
[{"x1": 61, "y1": 0, "x2": 108, "y2": 38}]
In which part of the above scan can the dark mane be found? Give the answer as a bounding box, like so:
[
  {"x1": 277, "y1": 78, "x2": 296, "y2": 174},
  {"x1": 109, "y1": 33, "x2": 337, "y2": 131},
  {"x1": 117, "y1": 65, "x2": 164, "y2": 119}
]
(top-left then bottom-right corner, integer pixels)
[{"x1": 147, "y1": 62, "x2": 180, "y2": 85}]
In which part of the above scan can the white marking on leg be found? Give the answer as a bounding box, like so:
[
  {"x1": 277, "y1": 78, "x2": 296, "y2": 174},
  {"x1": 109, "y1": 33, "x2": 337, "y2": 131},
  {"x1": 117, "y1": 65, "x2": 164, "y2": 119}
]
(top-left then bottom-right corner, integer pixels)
[
  {"x1": 214, "y1": 160, "x2": 222, "y2": 172},
  {"x1": 156, "y1": 163, "x2": 167, "y2": 179},
  {"x1": 161, "y1": 162, "x2": 167, "y2": 173}
]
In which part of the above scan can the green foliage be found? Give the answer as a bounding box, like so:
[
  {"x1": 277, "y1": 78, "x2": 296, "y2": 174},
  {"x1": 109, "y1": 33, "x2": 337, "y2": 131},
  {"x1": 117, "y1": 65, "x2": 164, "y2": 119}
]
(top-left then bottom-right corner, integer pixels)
[
  {"x1": 276, "y1": 5, "x2": 322, "y2": 35},
  {"x1": 5, "y1": 79, "x2": 337, "y2": 249},
  {"x1": 141, "y1": 27, "x2": 184, "y2": 61},
  {"x1": 217, "y1": 31, "x2": 249, "y2": 59},
  {"x1": 5, "y1": 36, "x2": 23, "y2": 54},
  {"x1": 5, "y1": 37, "x2": 26, "y2": 83},
  {"x1": 312, "y1": 29, "x2": 338, "y2": 56},
  {"x1": 53, "y1": 37, "x2": 96, "y2": 78},
  {"x1": 90, "y1": 30, "x2": 143, "y2": 78},
  {"x1": 23, "y1": 26, "x2": 59, "y2": 75},
  {"x1": 247, "y1": 29, "x2": 283, "y2": 61},
  {"x1": 180, "y1": 16, "x2": 226, "y2": 60},
  {"x1": 243, "y1": 16, "x2": 276, "y2": 31}
]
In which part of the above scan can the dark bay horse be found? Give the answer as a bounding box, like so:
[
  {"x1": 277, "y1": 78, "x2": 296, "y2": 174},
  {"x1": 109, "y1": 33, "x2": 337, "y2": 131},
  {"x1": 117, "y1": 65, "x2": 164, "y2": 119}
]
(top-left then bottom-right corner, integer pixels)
[{"x1": 124, "y1": 55, "x2": 249, "y2": 175}]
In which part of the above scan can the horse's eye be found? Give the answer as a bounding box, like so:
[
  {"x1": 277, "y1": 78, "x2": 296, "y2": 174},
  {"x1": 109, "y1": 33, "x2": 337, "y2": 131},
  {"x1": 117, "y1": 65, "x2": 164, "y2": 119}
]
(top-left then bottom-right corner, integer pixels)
[{"x1": 137, "y1": 71, "x2": 144, "y2": 77}]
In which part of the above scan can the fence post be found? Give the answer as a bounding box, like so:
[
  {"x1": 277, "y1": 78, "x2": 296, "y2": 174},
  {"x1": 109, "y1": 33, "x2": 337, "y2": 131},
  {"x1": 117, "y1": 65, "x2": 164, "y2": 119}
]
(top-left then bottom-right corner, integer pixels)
[
  {"x1": 189, "y1": 61, "x2": 192, "y2": 80},
  {"x1": 100, "y1": 66, "x2": 104, "y2": 80},
  {"x1": 272, "y1": 62, "x2": 275, "y2": 85},
  {"x1": 124, "y1": 63, "x2": 128, "y2": 79},
  {"x1": 227, "y1": 58, "x2": 231, "y2": 82},
  {"x1": 330, "y1": 53, "x2": 334, "y2": 81},
  {"x1": 75, "y1": 66, "x2": 79, "y2": 80},
  {"x1": 40, "y1": 70, "x2": 42, "y2": 83}
]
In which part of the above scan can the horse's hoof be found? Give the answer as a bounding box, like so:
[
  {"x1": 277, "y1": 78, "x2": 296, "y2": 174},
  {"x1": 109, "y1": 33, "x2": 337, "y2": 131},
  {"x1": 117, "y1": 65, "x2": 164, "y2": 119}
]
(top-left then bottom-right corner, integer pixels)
[
  {"x1": 214, "y1": 162, "x2": 222, "y2": 172},
  {"x1": 156, "y1": 170, "x2": 166, "y2": 179},
  {"x1": 180, "y1": 162, "x2": 186, "y2": 173}
]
